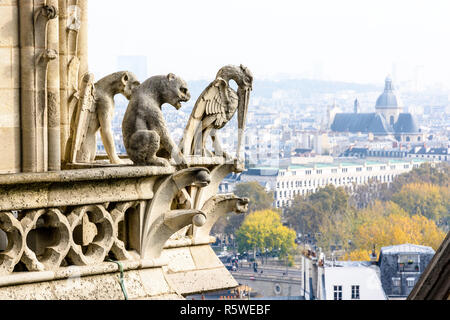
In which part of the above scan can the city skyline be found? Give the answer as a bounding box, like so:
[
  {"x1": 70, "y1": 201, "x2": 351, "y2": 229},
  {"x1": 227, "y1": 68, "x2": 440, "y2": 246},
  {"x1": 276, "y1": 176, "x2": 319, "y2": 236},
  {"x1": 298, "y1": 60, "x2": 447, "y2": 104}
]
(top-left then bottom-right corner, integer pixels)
[{"x1": 89, "y1": 0, "x2": 450, "y2": 89}]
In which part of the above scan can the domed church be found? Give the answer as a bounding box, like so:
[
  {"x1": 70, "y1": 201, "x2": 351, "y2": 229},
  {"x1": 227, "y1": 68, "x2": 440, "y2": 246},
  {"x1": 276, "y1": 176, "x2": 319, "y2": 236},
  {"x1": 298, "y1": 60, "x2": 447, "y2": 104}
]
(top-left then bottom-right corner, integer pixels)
[{"x1": 330, "y1": 76, "x2": 423, "y2": 143}]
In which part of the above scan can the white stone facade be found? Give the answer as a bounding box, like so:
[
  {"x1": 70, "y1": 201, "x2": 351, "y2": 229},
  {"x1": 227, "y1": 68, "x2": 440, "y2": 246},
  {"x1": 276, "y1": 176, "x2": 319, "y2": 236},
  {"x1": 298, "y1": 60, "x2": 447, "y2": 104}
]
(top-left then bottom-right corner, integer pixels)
[{"x1": 240, "y1": 159, "x2": 430, "y2": 208}]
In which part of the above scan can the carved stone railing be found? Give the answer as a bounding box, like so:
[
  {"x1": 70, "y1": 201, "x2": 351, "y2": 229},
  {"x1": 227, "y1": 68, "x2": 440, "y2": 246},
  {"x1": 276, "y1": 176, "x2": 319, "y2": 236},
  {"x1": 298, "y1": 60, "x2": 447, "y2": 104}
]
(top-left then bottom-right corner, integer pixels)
[{"x1": 0, "y1": 157, "x2": 247, "y2": 298}]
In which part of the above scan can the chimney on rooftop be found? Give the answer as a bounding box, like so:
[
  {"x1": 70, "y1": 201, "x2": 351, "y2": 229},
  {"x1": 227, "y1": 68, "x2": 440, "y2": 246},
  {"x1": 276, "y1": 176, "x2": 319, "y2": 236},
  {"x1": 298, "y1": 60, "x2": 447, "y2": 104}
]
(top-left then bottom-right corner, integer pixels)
[{"x1": 370, "y1": 245, "x2": 378, "y2": 264}]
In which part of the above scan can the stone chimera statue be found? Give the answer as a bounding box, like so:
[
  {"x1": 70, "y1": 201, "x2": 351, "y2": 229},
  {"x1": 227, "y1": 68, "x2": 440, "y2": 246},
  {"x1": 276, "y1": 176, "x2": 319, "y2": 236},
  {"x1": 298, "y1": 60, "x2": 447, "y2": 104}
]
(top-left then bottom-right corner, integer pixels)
[
  {"x1": 122, "y1": 73, "x2": 190, "y2": 167},
  {"x1": 180, "y1": 65, "x2": 253, "y2": 160},
  {"x1": 74, "y1": 71, "x2": 140, "y2": 164}
]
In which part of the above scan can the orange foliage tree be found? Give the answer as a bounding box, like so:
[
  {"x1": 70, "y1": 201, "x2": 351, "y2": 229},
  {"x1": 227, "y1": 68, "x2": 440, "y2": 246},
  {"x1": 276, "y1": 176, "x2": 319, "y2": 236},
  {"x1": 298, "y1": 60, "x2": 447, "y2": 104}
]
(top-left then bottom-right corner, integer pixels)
[{"x1": 343, "y1": 202, "x2": 446, "y2": 260}]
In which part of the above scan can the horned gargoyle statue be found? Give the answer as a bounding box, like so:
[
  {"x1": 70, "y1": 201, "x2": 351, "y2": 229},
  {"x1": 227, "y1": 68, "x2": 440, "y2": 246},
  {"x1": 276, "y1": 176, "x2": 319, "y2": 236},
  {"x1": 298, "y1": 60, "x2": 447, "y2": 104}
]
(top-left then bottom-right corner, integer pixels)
[
  {"x1": 180, "y1": 65, "x2": 253, "y2": 161},
  {"x1": 69, "y1": 71, "x2": 141, "y2": 165}
]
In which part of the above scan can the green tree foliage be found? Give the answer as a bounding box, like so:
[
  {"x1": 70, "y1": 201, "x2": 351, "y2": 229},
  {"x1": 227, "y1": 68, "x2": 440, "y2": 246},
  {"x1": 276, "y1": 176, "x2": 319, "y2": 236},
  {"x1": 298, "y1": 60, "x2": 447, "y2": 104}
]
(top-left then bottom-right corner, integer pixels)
[
  {"x1": 221, "y1": 182, "x2": 274, "y2": 235},
  {"x1": 236, "y1": 210, "x2": 296, "y2": 260},
  {"x1": 234, "y1": 182, "x2": 275, "y2": 212},
  {"x1": 284, "y1": 185, "x2": 350, "y2": 237}
]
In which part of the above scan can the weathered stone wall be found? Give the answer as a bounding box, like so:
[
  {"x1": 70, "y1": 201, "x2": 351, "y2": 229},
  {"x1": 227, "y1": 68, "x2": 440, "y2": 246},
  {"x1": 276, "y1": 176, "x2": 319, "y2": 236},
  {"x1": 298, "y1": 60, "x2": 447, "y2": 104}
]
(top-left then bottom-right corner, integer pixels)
[{"x1": 0, "y1": 0, "x2": 21, "y2": 174}]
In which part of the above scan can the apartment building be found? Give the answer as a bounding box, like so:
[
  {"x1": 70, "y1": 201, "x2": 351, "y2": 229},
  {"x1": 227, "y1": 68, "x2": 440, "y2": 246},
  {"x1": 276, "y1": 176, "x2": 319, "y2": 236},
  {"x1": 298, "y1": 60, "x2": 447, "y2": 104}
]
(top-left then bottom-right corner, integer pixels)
[{"x1": 239, "y1": 159, "x2": 430, "y2": 208}]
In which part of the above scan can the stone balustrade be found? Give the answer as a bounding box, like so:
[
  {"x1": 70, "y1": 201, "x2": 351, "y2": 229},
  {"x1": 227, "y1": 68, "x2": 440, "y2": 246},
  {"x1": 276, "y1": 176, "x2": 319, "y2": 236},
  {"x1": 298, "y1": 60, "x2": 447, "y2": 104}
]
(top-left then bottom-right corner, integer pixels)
[{"x1": 0, "y1": 157, "x2": 247, "y2": 298}]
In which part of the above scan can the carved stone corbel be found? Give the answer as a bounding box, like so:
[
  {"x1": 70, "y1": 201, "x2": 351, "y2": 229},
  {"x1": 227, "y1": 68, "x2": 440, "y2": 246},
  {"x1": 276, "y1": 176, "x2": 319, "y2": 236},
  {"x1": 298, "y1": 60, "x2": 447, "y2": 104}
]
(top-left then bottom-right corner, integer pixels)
[
  {"x1": 192, "y1": 194, "x2": 249, "y2": 244},
  {"x1": 141, "y1": 168, "x2": 211, "y2": 259},
  {"x1": 143, "y1": 209, "x2": 207, "y2": 260},
  {"x1": 193, "y1": 163, "x2": 236, "y2": 210}
]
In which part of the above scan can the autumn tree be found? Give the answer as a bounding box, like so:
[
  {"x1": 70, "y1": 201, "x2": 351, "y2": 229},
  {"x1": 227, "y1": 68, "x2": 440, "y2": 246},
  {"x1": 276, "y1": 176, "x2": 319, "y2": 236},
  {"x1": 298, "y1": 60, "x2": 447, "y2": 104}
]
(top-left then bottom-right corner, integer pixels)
[
  {"x1": 342, "y1": 201, "x2": 446, "y2": 261},
  {"x1": 390, "y1": 162, "x2": 450, "y2": 193},
  {"x1": 391, "y1": 183, "x2": 449, "y2": 226},
  {"x1": 236, "y1": 210, "x2": 296, "y2": 262},
  {"x1": 350, "y1": 162, "x2": 450, "y2": 208}
]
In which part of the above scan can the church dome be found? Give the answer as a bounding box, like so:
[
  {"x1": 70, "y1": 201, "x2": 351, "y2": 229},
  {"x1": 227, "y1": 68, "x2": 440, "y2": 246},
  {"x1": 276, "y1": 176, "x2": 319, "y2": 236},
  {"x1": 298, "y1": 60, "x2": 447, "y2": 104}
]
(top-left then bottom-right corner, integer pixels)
[{"x1": 376, "y1": 76, "x2": 399, "y2": 109}]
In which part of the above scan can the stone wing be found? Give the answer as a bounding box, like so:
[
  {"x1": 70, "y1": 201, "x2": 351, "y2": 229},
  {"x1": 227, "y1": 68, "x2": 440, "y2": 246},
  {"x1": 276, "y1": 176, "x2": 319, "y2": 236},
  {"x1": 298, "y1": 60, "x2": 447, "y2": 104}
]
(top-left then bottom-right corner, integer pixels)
[
  {"x1": 180, "y1": 79, "x2": 228, "y2": 156},
  {"x1": 68, "y1": 73, "x2": 96, "y2": 163}
]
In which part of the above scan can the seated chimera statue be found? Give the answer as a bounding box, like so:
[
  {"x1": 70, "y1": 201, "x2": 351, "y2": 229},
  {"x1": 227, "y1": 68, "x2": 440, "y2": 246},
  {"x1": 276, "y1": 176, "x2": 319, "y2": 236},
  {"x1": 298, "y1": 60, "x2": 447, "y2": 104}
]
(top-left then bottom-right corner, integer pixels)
[{"x1": 122, "y1": 73, "x2": 190, "y2": 167}]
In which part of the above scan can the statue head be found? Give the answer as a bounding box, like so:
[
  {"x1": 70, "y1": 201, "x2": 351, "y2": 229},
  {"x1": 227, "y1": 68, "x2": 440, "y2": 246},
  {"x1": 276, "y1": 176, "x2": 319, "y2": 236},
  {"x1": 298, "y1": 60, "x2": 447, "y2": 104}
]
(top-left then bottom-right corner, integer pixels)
[
  {"x1": 164, "y1": 73, "x2": 191, "y2": 110},
  {"x1": 216, "y1": 64, "x2": 253, "y2": 90},
  {"x1": 120, "y1": 72, "x2": 141, "y2": 100}
]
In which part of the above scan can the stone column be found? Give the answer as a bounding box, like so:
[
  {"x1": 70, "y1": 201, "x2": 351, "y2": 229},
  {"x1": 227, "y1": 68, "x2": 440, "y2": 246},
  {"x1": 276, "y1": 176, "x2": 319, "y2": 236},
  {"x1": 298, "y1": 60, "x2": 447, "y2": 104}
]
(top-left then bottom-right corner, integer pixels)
[
  {"x1": 18, "y1": 0, "x2": 38, "y2": 173},
  {"x1": 58, "y1": 0, "x2": 69, "y2": 165},
  {"x1": 0, "y1": 0, "x2": 21, "y2": 174},
  {"x1": 47, "y1": 0, "x2": 61, "y2": 171},
  {"x1": 77, "y1": 0, "x2": 88, "y2": 78}
]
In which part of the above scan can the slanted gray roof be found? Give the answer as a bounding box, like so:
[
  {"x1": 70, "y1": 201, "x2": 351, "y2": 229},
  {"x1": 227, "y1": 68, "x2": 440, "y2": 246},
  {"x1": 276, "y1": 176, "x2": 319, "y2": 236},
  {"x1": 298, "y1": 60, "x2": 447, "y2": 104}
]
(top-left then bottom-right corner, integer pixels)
[
  {"x1": 245, "y1": 168, "x2": 279, "y2": 176},
  {"x1": 394, "y1": 113, "x2": 419, "y2": 133},
  {"x1": 331, "y1": 113, "x2": 393, "y2": 135},
  {"x1": 380, "y1": 244, "x2": 435, "y2": 255}
]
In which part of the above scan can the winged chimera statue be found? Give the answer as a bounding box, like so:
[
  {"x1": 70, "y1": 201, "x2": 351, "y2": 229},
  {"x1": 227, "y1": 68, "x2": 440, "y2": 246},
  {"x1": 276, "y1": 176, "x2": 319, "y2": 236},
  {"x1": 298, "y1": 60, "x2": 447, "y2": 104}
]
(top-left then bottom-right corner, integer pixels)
[{"x1": 179, "y1": 65, "x2": 253, "y2": 160}]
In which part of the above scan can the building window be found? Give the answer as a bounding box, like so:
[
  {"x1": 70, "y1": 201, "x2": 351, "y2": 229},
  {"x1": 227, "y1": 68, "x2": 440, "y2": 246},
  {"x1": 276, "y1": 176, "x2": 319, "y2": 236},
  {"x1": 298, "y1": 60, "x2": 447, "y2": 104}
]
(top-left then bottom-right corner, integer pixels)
[
  {"x1": 356, "y1": 167, "x2": 362, "y2": 172},
  {"x1": 406, "y1": 278, "x2": 415, "y2": 287},
  {"x1": 342, "y1": 168, "x2": 348, "y2": 173},
  {"x1": 333, "y1": 285, "x2": 342, "y2": 300},
  {"x1": 306, "y1": 170, "x2": 312, "y2": 175},
  {"x1": 351, "y1": 285, "x2": 360, "y2": 300},
  {"x1": 398, "y1": 254, "x2": 420, "y2": 272},
  {"x1": 392, "y1": 277, "x2": 401, "y2": 287}
]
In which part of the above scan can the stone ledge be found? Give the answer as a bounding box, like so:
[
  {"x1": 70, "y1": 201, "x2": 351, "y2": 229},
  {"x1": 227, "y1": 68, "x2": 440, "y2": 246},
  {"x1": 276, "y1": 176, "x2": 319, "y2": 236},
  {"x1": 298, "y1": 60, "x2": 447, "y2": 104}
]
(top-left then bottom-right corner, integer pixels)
[
  {"x1": 164, "y1": 266, "x2": 239, "y2": 296},
  {"x1": 0, "y1": 258, "x2": 168, "y2": 288},
  {"x1": 0, "y1": 267, "x2": 178, "y2": 300},
  {"x1": 0, "y1": 166, "x2": 175, "y2": 185},
  {"x1": 0, "y1": 156, "x2": 242, "y2": 185}
]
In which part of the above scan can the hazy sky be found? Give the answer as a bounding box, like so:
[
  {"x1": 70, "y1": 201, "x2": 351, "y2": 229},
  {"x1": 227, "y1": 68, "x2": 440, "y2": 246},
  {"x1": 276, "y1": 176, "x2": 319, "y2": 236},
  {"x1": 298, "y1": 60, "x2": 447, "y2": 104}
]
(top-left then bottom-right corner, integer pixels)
[{"x1": 88, "y1": 0, "x2": 450, "y2": 87}]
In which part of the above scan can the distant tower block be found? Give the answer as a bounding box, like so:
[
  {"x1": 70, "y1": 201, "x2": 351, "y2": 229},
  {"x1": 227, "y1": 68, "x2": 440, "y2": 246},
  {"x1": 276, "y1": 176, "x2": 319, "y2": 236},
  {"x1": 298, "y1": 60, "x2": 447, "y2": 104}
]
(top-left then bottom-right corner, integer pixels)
[
  {"x1": 354, "y1": 99, "x2": 360, "y2": 114},
  {"x1": 117, "y1": 56, "x2": 148, "y2": 82}
]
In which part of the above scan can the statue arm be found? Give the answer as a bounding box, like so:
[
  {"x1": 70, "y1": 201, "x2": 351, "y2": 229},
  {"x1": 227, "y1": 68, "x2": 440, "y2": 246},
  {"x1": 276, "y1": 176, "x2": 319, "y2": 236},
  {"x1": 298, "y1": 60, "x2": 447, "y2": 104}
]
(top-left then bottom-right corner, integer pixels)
[{"x1": 98, "y1": 107, "x2": 123, "y2": 165}]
